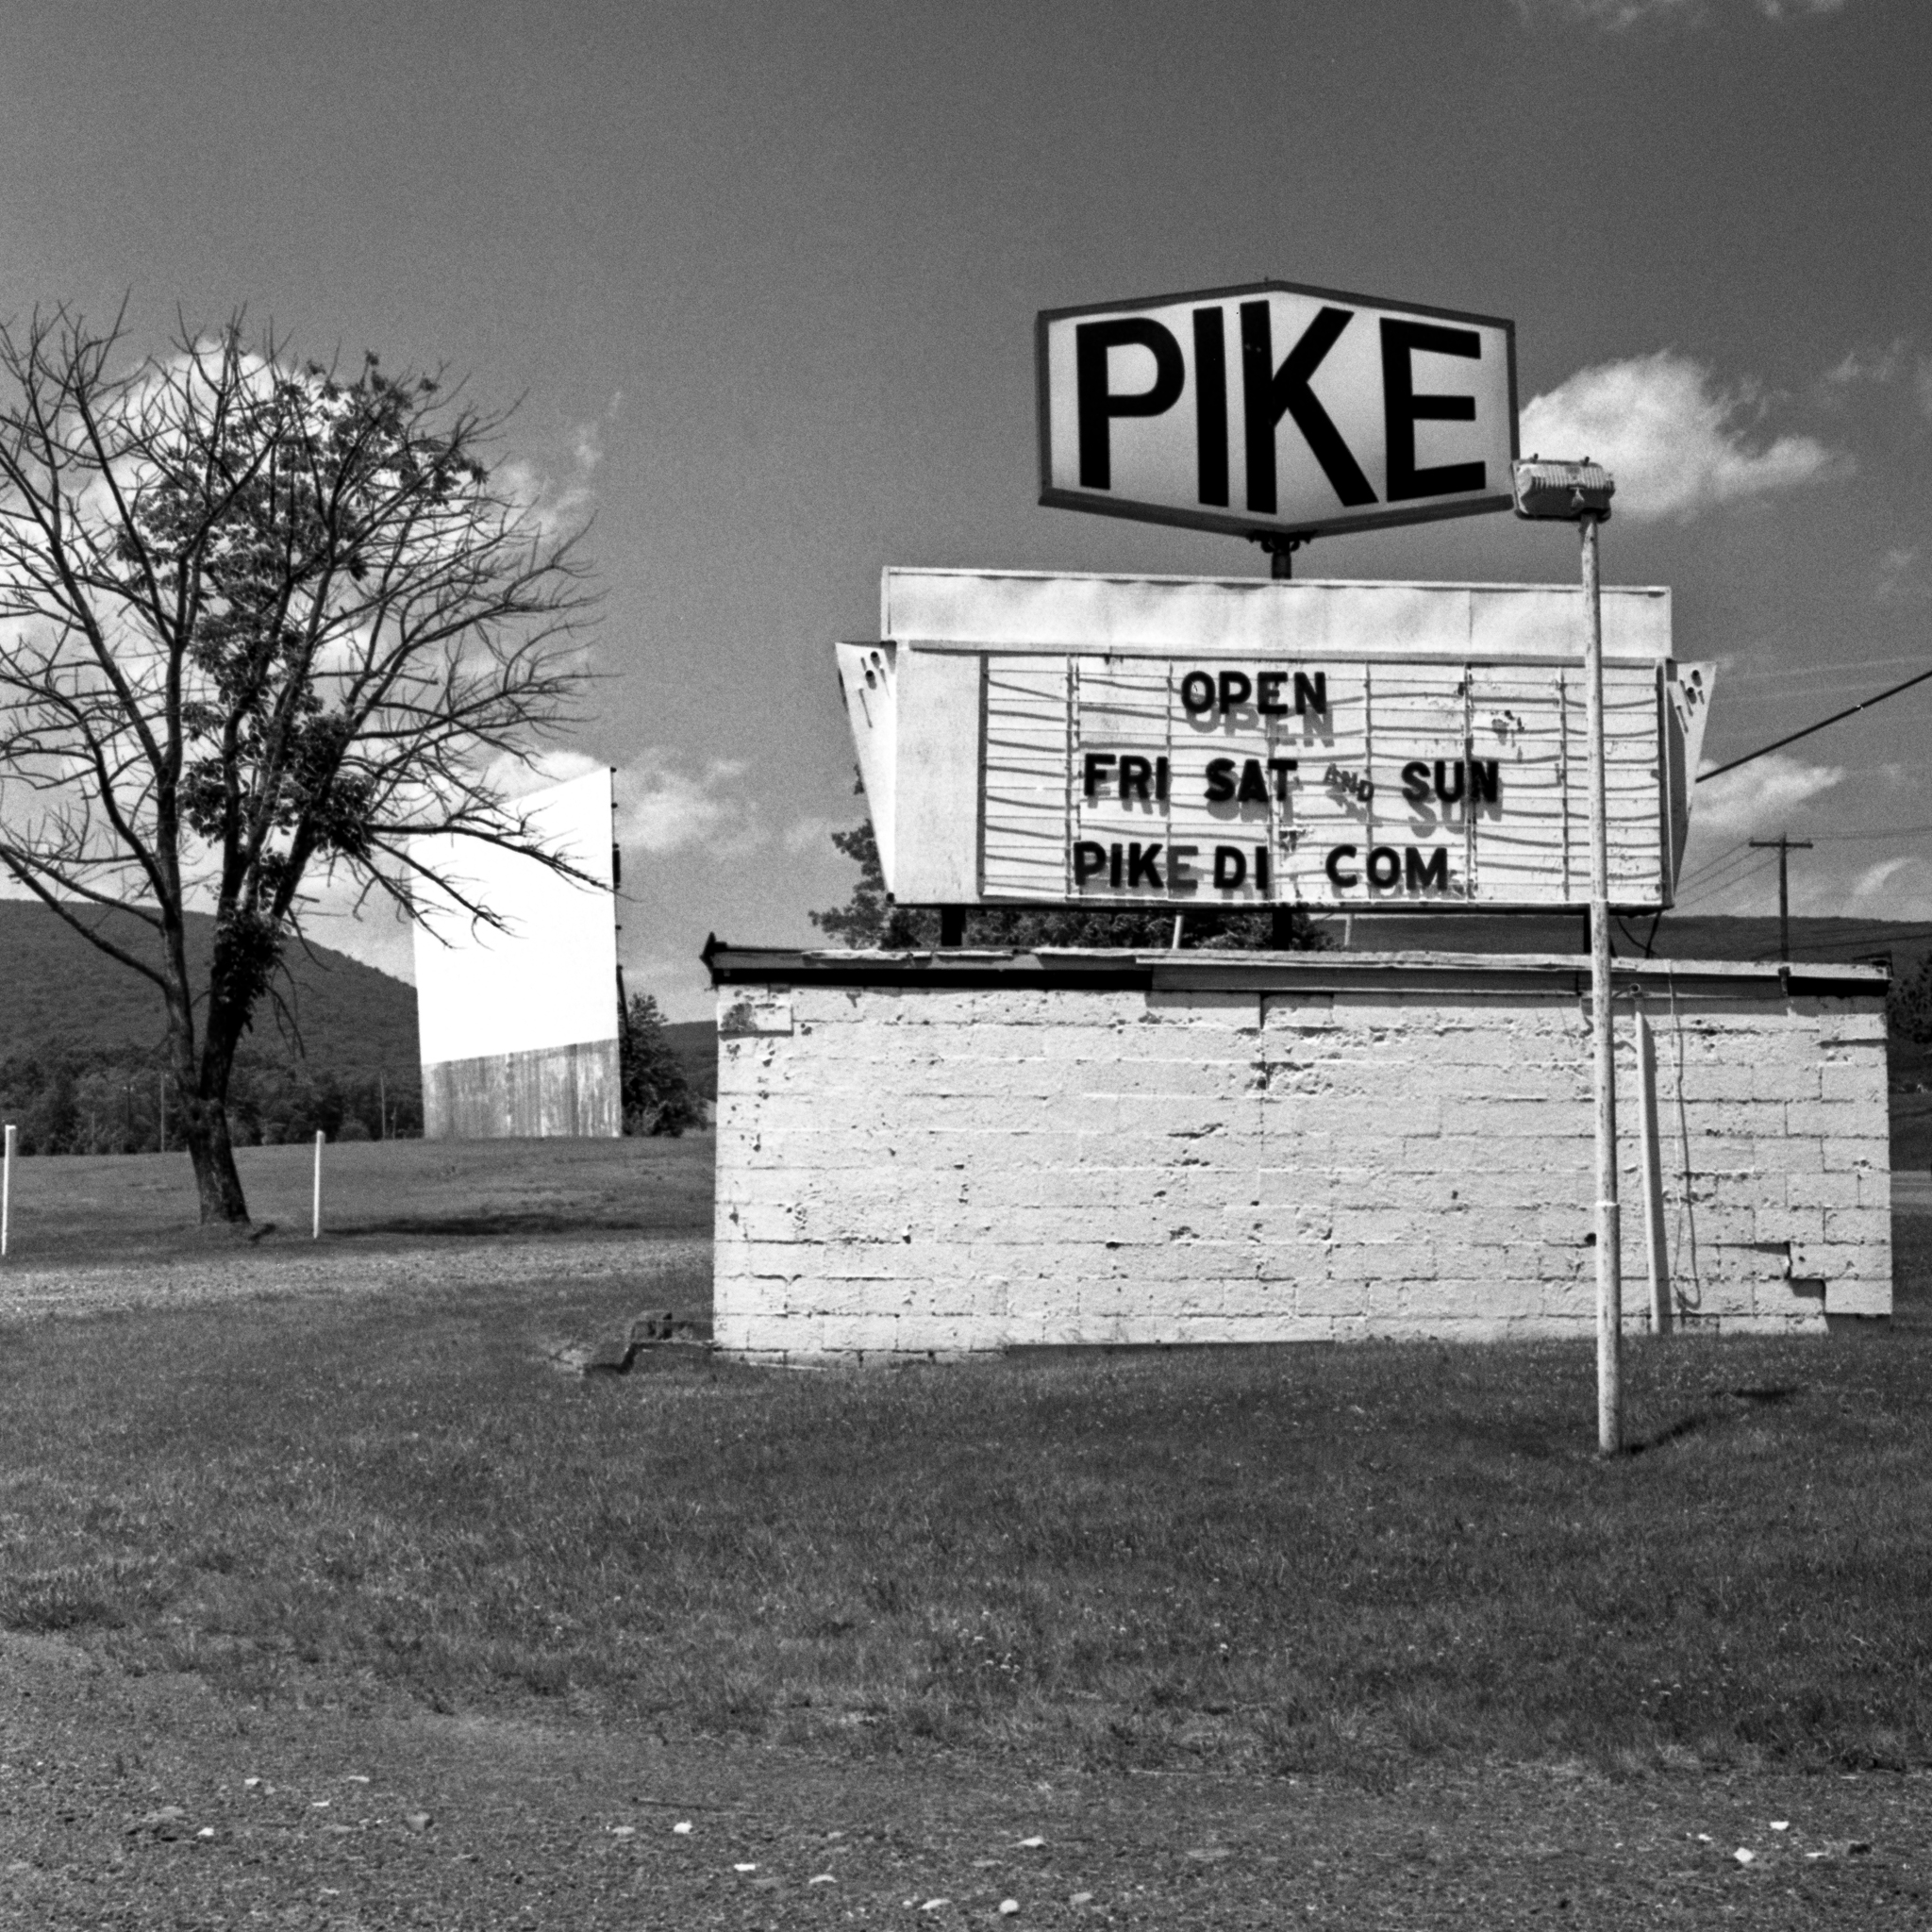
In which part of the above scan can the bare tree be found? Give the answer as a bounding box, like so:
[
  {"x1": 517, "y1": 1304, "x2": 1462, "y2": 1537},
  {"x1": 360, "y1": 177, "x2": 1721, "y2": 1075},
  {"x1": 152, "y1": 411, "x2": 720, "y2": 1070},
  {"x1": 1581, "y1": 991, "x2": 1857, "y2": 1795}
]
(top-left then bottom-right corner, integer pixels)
[{"x1": 0, "y1": 306, "x2": 595, "y2": 1224}]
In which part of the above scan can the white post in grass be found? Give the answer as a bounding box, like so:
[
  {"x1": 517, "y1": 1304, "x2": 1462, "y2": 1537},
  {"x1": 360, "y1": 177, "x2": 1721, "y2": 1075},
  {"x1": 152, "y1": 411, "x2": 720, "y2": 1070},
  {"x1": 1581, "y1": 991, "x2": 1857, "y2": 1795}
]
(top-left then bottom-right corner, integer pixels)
[
  {"x1": 312, "y1": 1129, "x2": 325, "y2": 1241},
  {"x1": 2, "y1": 1123, "x2": 14, "y2": 1258}
]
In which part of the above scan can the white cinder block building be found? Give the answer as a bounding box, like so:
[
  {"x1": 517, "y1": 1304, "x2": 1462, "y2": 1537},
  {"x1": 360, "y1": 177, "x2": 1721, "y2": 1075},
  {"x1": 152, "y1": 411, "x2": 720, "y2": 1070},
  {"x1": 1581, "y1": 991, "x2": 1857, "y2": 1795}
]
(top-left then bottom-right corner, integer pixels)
[{"x1": 707, "y1": 946, "x2": 1891, "y2": 1362}]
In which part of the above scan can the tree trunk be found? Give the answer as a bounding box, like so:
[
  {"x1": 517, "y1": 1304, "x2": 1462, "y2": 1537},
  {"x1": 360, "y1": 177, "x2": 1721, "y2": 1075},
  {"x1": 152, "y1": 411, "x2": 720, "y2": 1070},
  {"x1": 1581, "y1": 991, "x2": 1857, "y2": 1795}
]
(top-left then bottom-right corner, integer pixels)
[
  {"x1": 171, "y1": 1008, "x2": 252, "y2": 1226},
  {"x1": 181, "y1": 1092, "x2": 251, "y2": 1225}
]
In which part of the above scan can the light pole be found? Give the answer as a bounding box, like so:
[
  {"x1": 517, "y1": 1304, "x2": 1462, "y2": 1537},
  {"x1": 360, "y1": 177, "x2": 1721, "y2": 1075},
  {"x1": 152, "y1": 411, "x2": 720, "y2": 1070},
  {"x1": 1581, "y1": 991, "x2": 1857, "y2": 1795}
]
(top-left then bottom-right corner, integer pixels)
[{"x1": 1514, "y1": 458, "x2": 1624, "y2": 1455}]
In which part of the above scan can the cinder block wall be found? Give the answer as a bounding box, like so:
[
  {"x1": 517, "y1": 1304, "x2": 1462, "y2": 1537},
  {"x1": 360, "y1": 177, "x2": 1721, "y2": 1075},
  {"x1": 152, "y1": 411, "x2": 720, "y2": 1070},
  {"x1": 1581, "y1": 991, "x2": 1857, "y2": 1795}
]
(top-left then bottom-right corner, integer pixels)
[{"x1": 710, "y1": 955, "x2": 1890, "y2": 1361}]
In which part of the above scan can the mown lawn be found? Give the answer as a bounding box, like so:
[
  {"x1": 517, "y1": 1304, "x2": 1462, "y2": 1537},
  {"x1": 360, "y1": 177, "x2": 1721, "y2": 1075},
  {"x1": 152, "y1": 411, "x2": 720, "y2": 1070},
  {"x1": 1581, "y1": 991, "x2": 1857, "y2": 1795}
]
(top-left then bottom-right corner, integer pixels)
[
  {"x1": 0, "y1": 1133, "x2": 713, "y2": 1263},
  {"x1": 1, "y1": 1231, "x2": 1928, "y2": 1789}
]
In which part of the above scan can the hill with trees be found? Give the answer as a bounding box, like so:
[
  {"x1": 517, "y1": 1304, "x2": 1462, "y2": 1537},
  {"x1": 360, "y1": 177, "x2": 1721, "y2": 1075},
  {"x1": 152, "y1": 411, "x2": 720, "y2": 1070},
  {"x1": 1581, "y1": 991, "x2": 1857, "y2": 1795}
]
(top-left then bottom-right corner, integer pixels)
[
  {"x1": 0, "y1": 900, "x2": 718, "y2": 1153},
  {"x1": 0, "y1": 901, "x2": 422, "y2": 1152},
  {"x1": 0, "y1": 900, "x2": 417, "y2": 1071}
]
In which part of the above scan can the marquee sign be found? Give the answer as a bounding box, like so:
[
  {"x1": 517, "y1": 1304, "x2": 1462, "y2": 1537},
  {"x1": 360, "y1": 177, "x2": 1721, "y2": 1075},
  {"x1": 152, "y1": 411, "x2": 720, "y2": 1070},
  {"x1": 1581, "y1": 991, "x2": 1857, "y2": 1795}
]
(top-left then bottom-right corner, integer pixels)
[
  {"x1": 1039, "y1": 281, "x2": 1517, "y2": 544},
  {"x1": 838, "y1": 571, "x2": 1713, "y2": 916}
]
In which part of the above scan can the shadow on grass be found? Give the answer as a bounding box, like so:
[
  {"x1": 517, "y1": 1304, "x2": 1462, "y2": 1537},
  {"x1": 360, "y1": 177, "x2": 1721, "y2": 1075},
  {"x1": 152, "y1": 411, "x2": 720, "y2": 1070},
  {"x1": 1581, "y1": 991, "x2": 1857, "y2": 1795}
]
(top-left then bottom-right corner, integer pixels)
[
  {"x1": 350, "y1": 1211, "x2": 680, "y2": 1239},
  {"x1": 1628, "y1": 1383, "x2": 1800, "y2": 1456}
]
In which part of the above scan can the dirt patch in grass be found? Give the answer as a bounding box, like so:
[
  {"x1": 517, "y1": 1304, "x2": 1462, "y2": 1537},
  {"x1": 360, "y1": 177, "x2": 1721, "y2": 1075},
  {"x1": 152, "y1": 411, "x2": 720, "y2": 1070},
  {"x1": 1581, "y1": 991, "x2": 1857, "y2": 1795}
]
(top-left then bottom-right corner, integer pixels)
[{"x1": 5, "y1": 1626, "x2": 1927, "y2": 1928}]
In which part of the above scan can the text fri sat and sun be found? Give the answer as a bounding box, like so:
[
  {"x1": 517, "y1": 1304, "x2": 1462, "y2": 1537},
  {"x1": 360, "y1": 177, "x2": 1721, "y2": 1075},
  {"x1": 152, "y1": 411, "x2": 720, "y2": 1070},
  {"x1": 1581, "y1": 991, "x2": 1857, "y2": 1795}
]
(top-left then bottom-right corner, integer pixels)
[{"x1": 1072, "y1": 662, "x2": 1504, "y2": 898}]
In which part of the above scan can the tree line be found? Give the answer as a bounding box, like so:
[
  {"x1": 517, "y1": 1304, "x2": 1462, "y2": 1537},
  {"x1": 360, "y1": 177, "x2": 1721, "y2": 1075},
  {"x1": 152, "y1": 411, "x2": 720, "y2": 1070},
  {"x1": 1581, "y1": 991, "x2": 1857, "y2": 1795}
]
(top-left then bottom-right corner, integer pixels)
[
  {"x1": 0, "y1": 1045, "x2": 421, "y2": 1155},
  {"x1": 1, "y1": 991, "x2": 705, "y2": 1156}
]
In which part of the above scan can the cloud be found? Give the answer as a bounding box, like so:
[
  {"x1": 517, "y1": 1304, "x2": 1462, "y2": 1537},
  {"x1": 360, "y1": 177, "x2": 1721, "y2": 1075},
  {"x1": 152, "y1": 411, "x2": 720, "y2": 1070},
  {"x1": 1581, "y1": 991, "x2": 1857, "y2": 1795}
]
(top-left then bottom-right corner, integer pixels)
[
  {"x1": 616, "y1": 750, "x2": 765, "y2": 858},
  {"x1": 1516, "y1": 0, "x2": 1845, "y2": 24},
  {"x1": 1877, "y1": 547, "x2": 1926, "y2": 607},
  {"x1": 1822, "y1": 340, "x2": 1907, "y2": 391},
  {"x1": 458, "y1": 744, "x2": 771, "y2": 859},
  {"x1": 1674, "y1": 754, "x2": 1844, "y2": 913},
  {"x1": 1832, "y1": 855, "x2": 1932, "y2": 921},
  {"x1": 1691, "y1": 751, "x2": 1844, "y2": 842},
  {"x1": 1516, "y1": 0, "x2": 1695, "y2": 25},
  {"x1": 1520, "y1": 352, "x2": 1846, "y2": 521},
  {"x1": 782, "y1": 813, "x2": 844, "y2": 856},
  {"x1": 498, "y1": 415, "x2": 605, "y2": 540},
  {"x1": 481, "y1": 747, "x2": 606, "y2": 802}
]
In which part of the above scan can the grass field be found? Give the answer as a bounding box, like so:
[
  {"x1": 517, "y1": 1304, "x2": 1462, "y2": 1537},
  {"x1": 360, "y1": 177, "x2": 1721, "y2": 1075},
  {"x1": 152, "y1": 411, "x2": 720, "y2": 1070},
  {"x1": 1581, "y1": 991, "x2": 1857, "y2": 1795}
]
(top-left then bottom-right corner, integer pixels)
[
  {"x1": 0, "y1": 1134, "x2": 713, "y2": 1264},
  {"x1": 2, "y1": 1153, "x2": 1928, "y2": 1792}
]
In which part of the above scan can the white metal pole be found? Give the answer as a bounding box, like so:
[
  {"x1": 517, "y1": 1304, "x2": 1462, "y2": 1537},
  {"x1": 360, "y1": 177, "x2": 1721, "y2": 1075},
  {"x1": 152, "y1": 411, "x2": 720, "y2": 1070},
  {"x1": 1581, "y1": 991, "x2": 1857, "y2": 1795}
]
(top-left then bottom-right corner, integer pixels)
[
  {"x1": 2, "y1": 1123, "x2": 13, "y2": 1258},
  {"x1": 1582, "y1": 513, "x2": 1624, "y2": 1453},
  {"x1": 1635, "y1": 1009, "x2": 1672, "y2": 1335},
  {"x1": 312, "y1": 1129, "x2": 324, "y2": 1241}
]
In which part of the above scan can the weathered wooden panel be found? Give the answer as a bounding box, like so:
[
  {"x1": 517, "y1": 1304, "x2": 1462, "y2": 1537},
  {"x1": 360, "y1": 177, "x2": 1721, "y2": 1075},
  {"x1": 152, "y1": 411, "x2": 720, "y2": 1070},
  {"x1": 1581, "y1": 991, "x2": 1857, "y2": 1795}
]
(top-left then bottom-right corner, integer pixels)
[
  {"x1": 421, "y1": 1037, "x2": 621, "y2": 1140},
  {"x1": 971, "y1": 647, "x2": 1674, "y2": 910},
  {"x1": 848, "y1": 573, "x2": 1707, "y2": 913}
]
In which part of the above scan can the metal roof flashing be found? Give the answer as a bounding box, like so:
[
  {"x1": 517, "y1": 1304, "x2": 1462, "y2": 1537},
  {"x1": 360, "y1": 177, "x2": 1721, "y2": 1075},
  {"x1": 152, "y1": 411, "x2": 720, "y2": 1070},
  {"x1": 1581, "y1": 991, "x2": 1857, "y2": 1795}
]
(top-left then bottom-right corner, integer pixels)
[{"x1": 702, "y1": 941, "x2": 1887, "y2": 1000}]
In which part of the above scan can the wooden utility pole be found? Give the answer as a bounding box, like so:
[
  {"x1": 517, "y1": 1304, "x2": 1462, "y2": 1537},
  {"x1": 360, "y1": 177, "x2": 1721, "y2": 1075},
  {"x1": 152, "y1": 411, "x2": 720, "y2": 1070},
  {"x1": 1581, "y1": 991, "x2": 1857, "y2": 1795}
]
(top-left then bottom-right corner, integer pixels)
[{"x1": 1749, "y1": 834, "x2": 1813, "y2": 960}]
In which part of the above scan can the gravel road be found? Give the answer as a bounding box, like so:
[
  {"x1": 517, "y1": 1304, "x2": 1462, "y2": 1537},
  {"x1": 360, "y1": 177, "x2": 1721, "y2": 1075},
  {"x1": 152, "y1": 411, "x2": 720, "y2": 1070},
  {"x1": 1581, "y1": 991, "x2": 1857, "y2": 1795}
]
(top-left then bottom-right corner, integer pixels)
[{"x1": 5, "y1": 1628, "x2": 1927, "y2": 1930}]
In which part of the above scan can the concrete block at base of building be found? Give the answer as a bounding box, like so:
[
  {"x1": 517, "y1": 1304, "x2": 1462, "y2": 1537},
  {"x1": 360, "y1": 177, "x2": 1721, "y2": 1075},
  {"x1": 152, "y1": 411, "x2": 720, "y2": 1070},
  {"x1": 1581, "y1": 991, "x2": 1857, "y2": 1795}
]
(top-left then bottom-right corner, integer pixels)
[{"x1": 705, "y1": 949, "x2": 1894, "y2": 1361}]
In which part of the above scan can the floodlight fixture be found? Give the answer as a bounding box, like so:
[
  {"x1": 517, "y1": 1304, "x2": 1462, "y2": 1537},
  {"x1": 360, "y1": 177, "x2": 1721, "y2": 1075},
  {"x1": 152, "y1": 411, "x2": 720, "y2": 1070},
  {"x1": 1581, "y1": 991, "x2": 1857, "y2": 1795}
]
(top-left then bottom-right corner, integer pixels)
[{"x1": 1511, "y1": 458, "x2": 1615, "y2": 523}]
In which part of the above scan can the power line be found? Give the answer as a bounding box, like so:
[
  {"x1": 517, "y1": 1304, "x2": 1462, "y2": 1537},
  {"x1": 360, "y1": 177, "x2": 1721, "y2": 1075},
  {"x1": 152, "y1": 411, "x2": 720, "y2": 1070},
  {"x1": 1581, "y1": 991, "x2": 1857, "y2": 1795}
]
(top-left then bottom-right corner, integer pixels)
[
  {"x1": 1676, "y1": 841, "x2": 1764, "y2": 889},
  {"x1": 1672, "y1": 838, "x2": 1752, "y2": 892},
  {"x1": 1721, "y1": 652, "x2": 1932, "y2": 692},
  {"x1": 1673, "y1": 842, "x2": 1770, "y2": 898},
  {"x1": 1810, "y1": 821, "x2": 1932, "y2": 841},
  {"x1": 1673, "y1": 848, "x2": 1776, "y2": 903},
  {"x1": 1700, "y1": 654, "x2": 1932, "y2": 783},
  {"x1": 1671, "y1": 851, "x2": 1779, "y2": 915},
  {"x1": 1723, "y1": 649, "x2": 1930, "y2": 686}
]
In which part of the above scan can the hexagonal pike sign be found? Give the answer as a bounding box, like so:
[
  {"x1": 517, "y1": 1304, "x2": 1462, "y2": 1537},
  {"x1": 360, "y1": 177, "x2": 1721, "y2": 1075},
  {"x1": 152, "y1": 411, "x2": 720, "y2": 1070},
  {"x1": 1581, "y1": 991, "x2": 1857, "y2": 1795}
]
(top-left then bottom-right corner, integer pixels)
[{"x1": 1038, "y1": 280, "x2": 1517, "y2": 544}]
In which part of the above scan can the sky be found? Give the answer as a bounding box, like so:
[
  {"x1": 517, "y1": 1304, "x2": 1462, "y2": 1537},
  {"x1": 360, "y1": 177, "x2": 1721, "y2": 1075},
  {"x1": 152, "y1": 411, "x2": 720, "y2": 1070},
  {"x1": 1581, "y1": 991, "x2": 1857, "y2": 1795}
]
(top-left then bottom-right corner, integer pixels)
[{"x1": 0, "y1": 0, "x2": 1928, "y2": 1016}]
